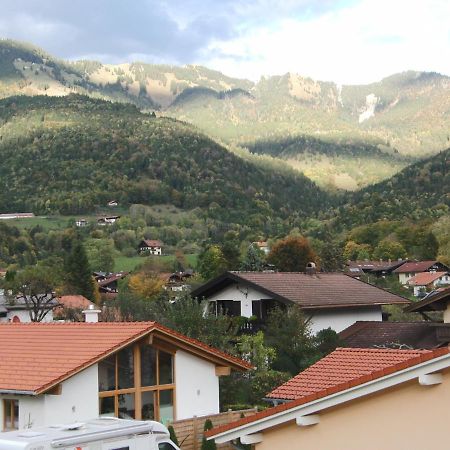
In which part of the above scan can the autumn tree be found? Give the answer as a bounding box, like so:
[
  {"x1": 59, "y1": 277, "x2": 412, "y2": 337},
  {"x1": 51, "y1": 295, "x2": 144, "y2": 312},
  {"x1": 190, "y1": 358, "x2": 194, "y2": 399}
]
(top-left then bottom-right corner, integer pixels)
[
  {"x1": 197, "y1": 245, "x2": 227, "y2": 280},
  {"x1": 267, "y1": 236, "x2": 317, "y2": 272},
  {"x1": 128, "y1": 271, "x2": 165, "y2": 300}
]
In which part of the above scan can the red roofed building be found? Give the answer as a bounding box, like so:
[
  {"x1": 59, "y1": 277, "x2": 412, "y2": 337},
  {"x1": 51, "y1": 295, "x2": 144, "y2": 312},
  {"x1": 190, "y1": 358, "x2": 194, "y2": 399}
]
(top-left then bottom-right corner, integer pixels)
[
  {"x1": 393, "y1": 260, "x2": 449, "y2": 285},
  {"x1": 407, "y1": 271, "x2": 450, "y2": 296},
  {"x1": 206, "y1": 347, "x2": 450, "y2": 450},
  {"x1": 0, "y1": 322, "x2": 250, "y2": 431}
]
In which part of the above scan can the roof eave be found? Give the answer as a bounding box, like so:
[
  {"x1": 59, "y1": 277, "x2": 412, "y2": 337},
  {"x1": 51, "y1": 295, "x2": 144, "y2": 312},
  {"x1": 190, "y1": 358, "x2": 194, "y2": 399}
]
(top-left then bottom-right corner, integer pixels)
[{"x1": 208, "y1": 351, "x2": 450, "y2": 443}]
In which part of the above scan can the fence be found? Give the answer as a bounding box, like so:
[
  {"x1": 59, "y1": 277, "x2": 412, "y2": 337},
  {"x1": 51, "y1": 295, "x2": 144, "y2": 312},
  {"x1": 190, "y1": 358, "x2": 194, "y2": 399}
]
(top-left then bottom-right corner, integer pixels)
[{"x1": 169, "y1": 408, "x2": 258, "y2": 450}]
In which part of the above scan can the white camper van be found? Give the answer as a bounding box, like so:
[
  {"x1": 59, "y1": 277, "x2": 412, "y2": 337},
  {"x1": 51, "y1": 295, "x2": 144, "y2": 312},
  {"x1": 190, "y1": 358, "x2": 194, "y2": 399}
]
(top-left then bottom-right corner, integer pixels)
[{"x1": 0, "y1": 417, "x2": 181, "y2": 450}]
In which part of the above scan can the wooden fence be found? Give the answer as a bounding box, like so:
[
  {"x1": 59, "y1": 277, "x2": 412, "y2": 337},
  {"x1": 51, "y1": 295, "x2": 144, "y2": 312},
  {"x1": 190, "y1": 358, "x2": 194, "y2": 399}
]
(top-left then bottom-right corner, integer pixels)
[{"x1": 169, "y1": 408, "x2": 258, "y2": 450}]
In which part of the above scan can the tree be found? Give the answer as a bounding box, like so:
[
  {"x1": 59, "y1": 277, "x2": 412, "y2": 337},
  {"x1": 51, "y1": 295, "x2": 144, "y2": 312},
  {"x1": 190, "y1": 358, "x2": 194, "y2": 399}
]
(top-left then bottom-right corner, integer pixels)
[
  {"x1": 197, "y1": 245, "x2": 227, "y2": 280},
  {"x1": 264, "y1": 306, "x2": 318, "y2": 375},
  {"x1": 128, "y1": 271, "x2": 165, "y2": 300},
  {"x1": 8, "y1": 265, "x2": 58, "y2": 322},
  {"x1": 85, "y1": 238, "x2": 116, "y2": 273},
  {"x1": 201, "y1": 419, "x2": 217, "y2": 450},
  {"x1": 267, "y1": 236, "x2": 317, "y2": 272},
  {"x1": 240, "y1": 244, "x2": 266, "y2": 271},
  {"x1": 221, "y1": 231, "x2": 241, "y2": 270},
  {"x1": 64, "y1": 240, "x2": 97, "y2": 301},
  {"x1": 372, "y1": 239, "x2": 407, "y2": 260},
  {"x1": 168, "y1": 425, "x2": 179, "y2": 446}
]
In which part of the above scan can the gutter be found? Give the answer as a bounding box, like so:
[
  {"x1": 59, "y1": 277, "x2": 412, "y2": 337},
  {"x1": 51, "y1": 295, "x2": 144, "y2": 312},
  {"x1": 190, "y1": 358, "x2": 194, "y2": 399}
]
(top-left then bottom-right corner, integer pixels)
[{"x1": 0, "y1": 389, "x2": 36, "y2": 396}]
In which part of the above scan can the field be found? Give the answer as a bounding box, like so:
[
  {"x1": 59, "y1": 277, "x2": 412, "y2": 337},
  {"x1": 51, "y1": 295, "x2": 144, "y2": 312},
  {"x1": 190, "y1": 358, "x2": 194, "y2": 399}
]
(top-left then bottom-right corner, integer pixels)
[{"x1": 114, "y1": 254, "x2": 198, "y2": 272}]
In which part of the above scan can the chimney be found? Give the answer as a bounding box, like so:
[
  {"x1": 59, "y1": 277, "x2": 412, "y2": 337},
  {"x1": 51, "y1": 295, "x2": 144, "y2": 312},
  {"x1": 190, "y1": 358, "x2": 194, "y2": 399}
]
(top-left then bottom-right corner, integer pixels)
[
  {"x1": 83, "y1": 304, "x2": 101, "y2": 323},
  {"x1": 306, "y1": 262, "x2": 316, "y2": 275}
]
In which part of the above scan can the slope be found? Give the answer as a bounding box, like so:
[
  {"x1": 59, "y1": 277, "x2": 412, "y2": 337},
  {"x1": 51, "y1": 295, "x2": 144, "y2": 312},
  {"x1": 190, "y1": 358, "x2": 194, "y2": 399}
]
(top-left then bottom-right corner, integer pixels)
[{"x1": 0, "y1": 95, "x2": 331, "y2": 235}]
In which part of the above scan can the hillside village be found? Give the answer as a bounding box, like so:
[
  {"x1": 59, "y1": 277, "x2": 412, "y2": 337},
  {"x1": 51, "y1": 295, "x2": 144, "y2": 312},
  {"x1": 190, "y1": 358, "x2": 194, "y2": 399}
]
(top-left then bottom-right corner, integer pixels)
[{"x1": 0, "y1": 12, "x2": 449, "y2": 450}]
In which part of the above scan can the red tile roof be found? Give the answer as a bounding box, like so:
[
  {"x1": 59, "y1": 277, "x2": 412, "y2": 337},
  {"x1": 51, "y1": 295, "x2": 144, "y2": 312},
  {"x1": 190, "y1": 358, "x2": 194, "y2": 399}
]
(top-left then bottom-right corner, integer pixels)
[
  {"x1": 97, "y1": 272, "x2": 129, "y2": 287},
  {"x1": 393, "y1": 261, "x2": 441, "y2": 273},
  {"x1": 193, "y1": 272, "x2": 409, "y2": 309},
  {"x1": 206, "y1": 347, "x2": 449, "y2": 438},
  {"x1": 142, "y1": 239, "x2": 163, "y2": 247},
  {"x1": 57, "y1": 295, "x2": 95, "y2": 310},
  {"x1": 407, "y1": 272, "x2": 449, "y2": 286},
  {"x1": 0, "y1": 322, "x2": 251, "y2": 394}
]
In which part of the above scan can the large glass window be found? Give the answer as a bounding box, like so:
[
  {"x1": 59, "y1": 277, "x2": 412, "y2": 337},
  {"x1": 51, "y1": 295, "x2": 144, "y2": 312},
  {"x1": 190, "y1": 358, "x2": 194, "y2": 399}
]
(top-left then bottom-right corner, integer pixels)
[
  {"x1": 98, "y1": 342, "x2": 175, "y2": 423},
  {"x1": 141, "y1": 346, "x2": 157, "y2": 387}
]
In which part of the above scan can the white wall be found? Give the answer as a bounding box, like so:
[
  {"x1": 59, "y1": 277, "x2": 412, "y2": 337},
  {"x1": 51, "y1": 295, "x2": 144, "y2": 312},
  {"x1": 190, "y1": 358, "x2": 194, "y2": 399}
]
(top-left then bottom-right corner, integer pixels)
[
  {"x1": 208, "y1": 283, "x2": 269, "y2": 317},
  {"x1": 0, "y1": 364, "x2": 99, "y2": 430},
  {"x1": 174, "y1": 350, "x2": 219, "y2": 420},
  {"x1": 308, "y1": 306, "x2": 382, "y2": 334},
  {"x1": 4, "y1": 309, "x2": 54, "y2": 323}
]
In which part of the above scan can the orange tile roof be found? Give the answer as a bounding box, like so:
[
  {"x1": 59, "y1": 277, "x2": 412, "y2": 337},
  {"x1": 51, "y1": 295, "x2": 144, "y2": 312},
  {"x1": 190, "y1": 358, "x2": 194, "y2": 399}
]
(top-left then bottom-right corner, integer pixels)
[
  {"x1": 57, "y1": 295, "x2": 95, "y2": 310},
  {"x1": 406, "y1": 271, "x2": 449, "y2": 286},
  {"x1": 206, "y1": 347, "x2": 449, "y2": 438},
  {"x1": 0, "y1": 322, "x2": 251, "y2": 395}
]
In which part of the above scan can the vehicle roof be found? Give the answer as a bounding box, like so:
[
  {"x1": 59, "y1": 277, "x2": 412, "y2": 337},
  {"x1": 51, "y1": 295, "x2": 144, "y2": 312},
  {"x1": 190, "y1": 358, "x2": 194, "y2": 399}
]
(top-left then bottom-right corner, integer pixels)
[{"x1": 0, "y1": 418, "x2": 169, "y2": 447}]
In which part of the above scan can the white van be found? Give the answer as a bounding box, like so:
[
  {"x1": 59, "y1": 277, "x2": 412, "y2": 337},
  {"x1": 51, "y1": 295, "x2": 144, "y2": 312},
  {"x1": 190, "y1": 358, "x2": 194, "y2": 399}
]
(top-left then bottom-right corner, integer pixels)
[{"x1": 0, "y1": 417, "x2": 181, "y2": 450}]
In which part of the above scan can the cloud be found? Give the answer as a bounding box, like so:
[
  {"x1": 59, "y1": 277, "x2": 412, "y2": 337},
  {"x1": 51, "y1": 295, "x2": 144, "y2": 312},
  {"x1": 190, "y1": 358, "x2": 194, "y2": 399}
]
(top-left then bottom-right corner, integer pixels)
[{"x1": 0, "y1": 0, "x2": 448, "y2": 83}]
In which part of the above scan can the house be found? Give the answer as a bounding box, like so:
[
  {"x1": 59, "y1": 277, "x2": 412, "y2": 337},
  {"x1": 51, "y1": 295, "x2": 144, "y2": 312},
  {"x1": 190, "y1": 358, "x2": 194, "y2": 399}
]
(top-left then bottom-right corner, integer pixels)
[
  {"x1": 108, "y1": 200, "x2": 118, "y2": 207},
  {"x1": 54, "y1": 295, "x2": 96, "y2": 320},
  {"x1": 339, "y1": 320, "x2": 450, "y2": 349},
  {"x1": 0, "y1": 293, "x2": 58, "y2": 323},
  {"x1": 165, "y1": 270, "x2": 194, "y2": 293},
  {"x1": 138, "y1": 240, "x2": 163, "y2": 256},
  {"x1": 97, "y1": 216, "x2": 121, "y2": 226},
  {"x1": 206, "y1": 347, "x2": 450, "y2": 450},
  {"x1": 346, "y1": 259, "x2": 407, "y2": 279},
  {"x1": 94, "y1": 271, "x2": 128, "y2": 298},
  {"x1": 0, "y1": 213, "x2": 35, "y2": 220},
  {"x1": 406, "y1": 271, "x2": 450, "y2": 297},
  {"x1": 191, "y1": 271, "x2": 409, "y2": 334},
  {"x1": 0, "y1": 320, "x2": 251, "y2": 430},
  {"x1": 393, "y1": 260, "x2": 449, "y2": 285},
  {"x1": 75, "y1": 218, "x2": 88, "y2": 227}
]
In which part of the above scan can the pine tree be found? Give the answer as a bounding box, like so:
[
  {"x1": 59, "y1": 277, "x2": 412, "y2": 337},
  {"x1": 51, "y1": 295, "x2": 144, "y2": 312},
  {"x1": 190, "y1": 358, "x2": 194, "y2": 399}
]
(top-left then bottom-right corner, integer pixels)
[
  {"x1": 64, "y1": 240, "x2": 96, "y2": 301},
  {"x1": 201, "y1": 419, "x2": 217, "y2": 450}
]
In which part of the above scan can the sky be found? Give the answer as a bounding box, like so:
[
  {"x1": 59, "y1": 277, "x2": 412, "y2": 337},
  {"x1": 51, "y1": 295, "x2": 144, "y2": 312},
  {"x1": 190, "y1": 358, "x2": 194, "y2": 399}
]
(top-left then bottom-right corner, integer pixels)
[{"x1": 0, "y1": 0, "x2": 449, "y2": 84}]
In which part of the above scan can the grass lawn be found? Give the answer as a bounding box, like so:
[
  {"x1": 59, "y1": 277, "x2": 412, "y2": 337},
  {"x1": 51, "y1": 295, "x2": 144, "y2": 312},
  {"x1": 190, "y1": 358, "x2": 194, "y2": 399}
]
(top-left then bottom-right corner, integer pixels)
[{"x1": 114, "y1": 253, "x2": 198, "y2": 272}]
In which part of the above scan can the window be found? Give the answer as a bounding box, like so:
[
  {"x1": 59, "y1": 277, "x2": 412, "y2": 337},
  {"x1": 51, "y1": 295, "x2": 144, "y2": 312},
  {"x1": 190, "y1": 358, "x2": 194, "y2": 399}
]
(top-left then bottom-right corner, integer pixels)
[
  {"x1": 3, "y1": 399, "x2": 18, "y2": 431},
  {"x1": 158, "y1": 443, "x2": 178, "y2": 450},
  {"x1": 99, "y1": 343, "x2": 175, "y2": 422}
]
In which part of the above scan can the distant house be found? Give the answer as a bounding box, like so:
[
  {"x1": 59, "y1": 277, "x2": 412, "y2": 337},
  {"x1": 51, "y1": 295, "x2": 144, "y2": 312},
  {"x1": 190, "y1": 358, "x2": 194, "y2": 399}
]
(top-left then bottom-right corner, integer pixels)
[
  {"x1": 54, "y1": 295, "x2": 96, "y2": 320},
  {"x1": 191, "y1": 271, "x2": 409, "y2": 334},
  {"x1": 206, "y1": 346, "x2": 450, "y2": 450},
  {"x1": 393, "y1": 260, "x2": 449, "y2": 285},
  {"x1": 138, "y1": 239, "x2": 163, "y2": 256},
  {"x1": 407, "y1": 271, "x2": 450, "y2": 296},
  {"x1": 75, "y1": 218, "x2": 88, "y2": 227},
  {"x1": 107, "y1": 200, "x2": 118, "y2": 207},
  {"x1": 346, "y1": 260, "x2": 407, "y2": 278},
  {"x1": 0, "y1": 320, "x2": 251, "y2": 430},
  {"x1": 0, "y1": 213, "x2": 35, "y2": 220},
  {"x1": 165, "y1": 270, "x2": 194, "y2": 293},
  {"x1": 404, "y1": 286, "x2": 450, "y2": 320},
  {"x1": 0, "y1": 293, "x2": 58, "y2": 323},
  {"x1": 97, "y1": 215, "x2": 121, "y2": 226},
  {"x1": 94, "y1": 271, "x2": 129, "y2": 298}
]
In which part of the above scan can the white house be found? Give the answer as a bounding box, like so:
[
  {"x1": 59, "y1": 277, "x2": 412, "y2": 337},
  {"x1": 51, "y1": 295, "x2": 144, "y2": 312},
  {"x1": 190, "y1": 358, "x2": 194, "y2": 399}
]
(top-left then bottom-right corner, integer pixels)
[
  {"x1": 97, "y1": 216, "x2": 121, "y2": 226},
  {"x1": 138, "y1": 240, "x2": 163, "y2": 256},
  {"x1": 0, "y1": 320, "x2": 250, "y2": 431},
  {"x1": 0, "y1": 294, "x2": 57, "y2": 323},
  {"x1": 191, "y1": 271, "x2": 410, "y2": 334},
  {"x1": 407, "y1": 272, "x2": 450, "y2": 297},
  {"x1": 393, "y1": 260, "x2": 449, "y2": 285}
]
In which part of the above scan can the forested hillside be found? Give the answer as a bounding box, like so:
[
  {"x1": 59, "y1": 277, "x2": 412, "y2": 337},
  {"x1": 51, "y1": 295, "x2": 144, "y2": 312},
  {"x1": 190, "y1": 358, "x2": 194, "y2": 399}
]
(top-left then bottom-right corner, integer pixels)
[
  {"x1": 334, "y1": 149, "x2": 450, "y2": 229},
  {"x1": 0, "y1": 95, "x2": 331, "y2": 236},
  {"x1": 1, "y1": 40, "x2": 449, "y2": 190}
]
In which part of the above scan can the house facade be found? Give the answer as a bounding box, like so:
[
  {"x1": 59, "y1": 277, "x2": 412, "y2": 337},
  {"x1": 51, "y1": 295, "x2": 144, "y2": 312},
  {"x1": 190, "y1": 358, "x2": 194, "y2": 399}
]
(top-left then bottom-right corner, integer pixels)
[
  {"x1": 192, "y1": 272, "x2": 409, "y2": 334},
  {"x1": 138, "y1": 240, "x2": 163, "y2": 256},
  {"x1": 207, "y1": 347, "x2": 450, "y2": 450},
  {"x1": 0, "y1": 294, "x2": 56, "y2": 323},
  {"x1": 393, "y1": 260, "x2": 449, "y2": 285},
  {"x1": 0, "y1": 322, "x2": 250, "y2": 431},
  {"x1": 406, "y1": 271, "x2": 450, "y2": 296}
]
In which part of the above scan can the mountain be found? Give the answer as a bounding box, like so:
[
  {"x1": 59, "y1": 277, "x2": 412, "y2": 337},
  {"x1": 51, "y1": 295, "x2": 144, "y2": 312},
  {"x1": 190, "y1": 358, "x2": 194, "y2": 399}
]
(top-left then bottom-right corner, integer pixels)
[
  {"x1": 1, "y1": 39, "x2": 449, "y2": 190},
  {"x1": 0, "y1": 94, "x2": 332, "y2": 235},
  {"x1": 332, "y1": 148, "x2": 450, "y2": 229}
]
